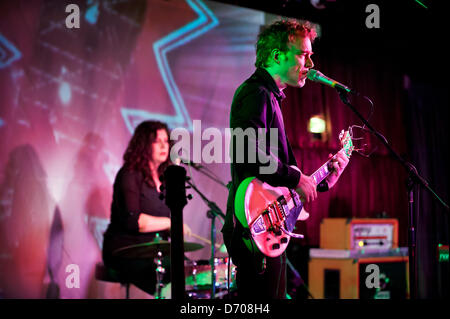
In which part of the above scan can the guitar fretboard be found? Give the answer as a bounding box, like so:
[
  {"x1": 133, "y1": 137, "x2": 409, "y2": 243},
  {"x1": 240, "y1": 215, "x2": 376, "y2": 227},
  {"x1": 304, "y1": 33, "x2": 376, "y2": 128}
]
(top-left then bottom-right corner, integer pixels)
[{"x1": 310, "y1": 148, "x2": 344, "y2": 186}]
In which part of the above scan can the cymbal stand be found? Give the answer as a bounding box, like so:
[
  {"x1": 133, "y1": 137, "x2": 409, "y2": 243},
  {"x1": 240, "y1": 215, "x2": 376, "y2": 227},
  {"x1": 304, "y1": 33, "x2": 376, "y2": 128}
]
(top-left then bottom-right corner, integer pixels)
[
  {"x1": 208, "y1": 209, "x2": 218, "y2": 299},
  {"x1": 191, "y1": 260, "x2": 198, "y2": 290},
  {"x1": 154, "y1": 250, "x2": 165, "y2": 299}
]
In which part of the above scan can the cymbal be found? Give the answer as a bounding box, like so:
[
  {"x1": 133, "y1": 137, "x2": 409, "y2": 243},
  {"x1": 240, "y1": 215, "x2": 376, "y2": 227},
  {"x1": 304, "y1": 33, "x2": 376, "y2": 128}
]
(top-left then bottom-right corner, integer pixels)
[{"x1": 112, "y1": 240, "x2": 204, "y2": 259}]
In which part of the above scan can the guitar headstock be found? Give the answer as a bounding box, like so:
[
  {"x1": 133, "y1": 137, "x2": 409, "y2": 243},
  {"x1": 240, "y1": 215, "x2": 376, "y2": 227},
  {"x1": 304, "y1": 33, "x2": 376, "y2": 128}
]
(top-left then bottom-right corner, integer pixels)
[
  {"x1": 339, "y1": 129, "x2": 354, "y2": 158},
  {"x1": 162, "y1": 165, "x2": 189, "y2": 210}
]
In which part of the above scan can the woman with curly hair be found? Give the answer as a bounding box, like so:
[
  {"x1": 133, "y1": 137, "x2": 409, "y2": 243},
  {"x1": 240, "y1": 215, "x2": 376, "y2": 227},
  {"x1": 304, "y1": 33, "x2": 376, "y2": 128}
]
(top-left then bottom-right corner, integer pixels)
[{"x1": 102, "y1": 120, "x2": 191, "y2": 297}]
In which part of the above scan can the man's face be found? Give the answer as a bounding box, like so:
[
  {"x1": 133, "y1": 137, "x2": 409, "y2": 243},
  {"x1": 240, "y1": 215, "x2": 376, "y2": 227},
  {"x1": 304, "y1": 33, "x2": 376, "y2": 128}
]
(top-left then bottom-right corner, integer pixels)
[{"x1": 278, "y1": 36, "x2": 314, "y2": 88}]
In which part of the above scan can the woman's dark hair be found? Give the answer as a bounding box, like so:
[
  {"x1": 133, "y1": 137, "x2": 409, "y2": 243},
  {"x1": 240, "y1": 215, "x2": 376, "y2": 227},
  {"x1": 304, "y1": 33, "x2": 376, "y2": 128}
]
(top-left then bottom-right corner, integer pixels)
[{"x1": 123, "y1": 120, "x2": 172, "y2": 188}]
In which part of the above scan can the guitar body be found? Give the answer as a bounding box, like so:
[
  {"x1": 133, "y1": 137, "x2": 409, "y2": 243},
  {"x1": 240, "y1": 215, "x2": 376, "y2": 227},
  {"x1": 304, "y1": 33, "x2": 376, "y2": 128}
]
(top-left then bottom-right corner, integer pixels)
[
  {"x1": 235, "y1": 177, "x2": 308, "y2": 257},
  {"x1": 234, "y1": 130, "x2": 353, "y2": 257}
]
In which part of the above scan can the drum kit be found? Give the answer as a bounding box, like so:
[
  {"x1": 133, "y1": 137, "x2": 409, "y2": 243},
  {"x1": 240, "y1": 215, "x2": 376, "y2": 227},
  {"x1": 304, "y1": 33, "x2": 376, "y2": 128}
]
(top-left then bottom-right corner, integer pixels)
[
  {"x1": 112, "y1": 235, "x2": 237, "y2": 299},
  {"x1": 112, "y1": 159, "x2": 236, "y2": 298}
]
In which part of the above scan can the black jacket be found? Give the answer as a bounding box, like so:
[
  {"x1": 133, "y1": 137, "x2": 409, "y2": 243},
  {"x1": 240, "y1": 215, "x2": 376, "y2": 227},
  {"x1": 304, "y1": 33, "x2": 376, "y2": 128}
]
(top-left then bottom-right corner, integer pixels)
[
  {"x1": 222, "y1": 68, "x2": 302, "y2": 244},
  {"x1": 222, "y1": 68, "x2": 328, "y2": 248}
]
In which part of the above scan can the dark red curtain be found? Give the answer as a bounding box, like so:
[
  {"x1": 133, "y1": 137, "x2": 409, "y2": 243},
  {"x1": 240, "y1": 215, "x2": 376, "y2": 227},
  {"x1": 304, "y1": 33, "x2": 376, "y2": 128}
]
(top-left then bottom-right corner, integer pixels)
[{"x1": 404, "y1": 79, "x2": 449, "y2": 298}]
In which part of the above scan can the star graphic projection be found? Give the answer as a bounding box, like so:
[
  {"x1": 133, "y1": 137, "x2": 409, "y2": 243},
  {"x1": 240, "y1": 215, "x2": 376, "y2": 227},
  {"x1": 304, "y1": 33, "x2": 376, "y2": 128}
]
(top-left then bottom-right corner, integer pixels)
[
  {"x1": 0, "y1": 33, "x2": 22, "y2": 69},
  {"x1": 121, "y1": 0, "x2": 219, "y2": 133}
]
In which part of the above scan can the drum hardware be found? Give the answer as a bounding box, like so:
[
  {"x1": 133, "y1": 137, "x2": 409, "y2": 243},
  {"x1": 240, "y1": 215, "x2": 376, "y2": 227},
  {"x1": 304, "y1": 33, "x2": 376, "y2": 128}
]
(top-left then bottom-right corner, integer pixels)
[
  {"x1": 184, "y1": 257, "x2": 237, "y2": 298},
  {"x1": 112, "y1": 237, "x2": 203, "y2": 299},
  {"x1": 154, "y1": 250, "x2": 165, "y2": 299}
]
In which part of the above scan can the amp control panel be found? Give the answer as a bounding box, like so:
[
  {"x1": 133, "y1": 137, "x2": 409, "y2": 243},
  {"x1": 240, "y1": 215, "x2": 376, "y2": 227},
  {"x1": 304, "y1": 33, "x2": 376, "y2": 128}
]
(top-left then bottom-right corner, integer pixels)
[{"x1": 320, "y1": 218, "x2": 398, "y2": 250}]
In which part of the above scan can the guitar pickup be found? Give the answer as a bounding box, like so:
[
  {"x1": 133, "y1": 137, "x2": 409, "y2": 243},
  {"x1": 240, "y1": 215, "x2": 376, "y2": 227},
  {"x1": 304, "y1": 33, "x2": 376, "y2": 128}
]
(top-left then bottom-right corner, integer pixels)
[
  {"x1": 289, "y1": 189, "x2": 301, "y2": 208},
  {"x1": 274, "y1": 198, "x2": 286, "y2": 223},
  {"x1": 277, "y1": 196, "x2": 287, "y2": 218}
]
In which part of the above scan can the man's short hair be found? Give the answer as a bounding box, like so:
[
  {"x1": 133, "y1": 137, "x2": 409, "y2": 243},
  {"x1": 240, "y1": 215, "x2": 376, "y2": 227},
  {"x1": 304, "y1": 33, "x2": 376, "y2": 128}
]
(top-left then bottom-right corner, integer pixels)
[{"x1": 255, "y1": 19, "x2": 318, "y2": 68}]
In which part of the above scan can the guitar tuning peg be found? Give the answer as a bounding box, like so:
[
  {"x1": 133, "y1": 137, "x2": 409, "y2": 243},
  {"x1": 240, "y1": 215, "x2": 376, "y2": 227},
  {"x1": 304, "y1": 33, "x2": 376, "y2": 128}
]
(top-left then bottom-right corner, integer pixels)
[
  {"x1": 186, "y1": 194, "x2": 193, "y2": 200},
  {"x1": 159, "y1": 185, "x2": 165, "y2": 191},
  {"x1": 159, "y1": 193, "x2": 165, "y2": 201}
]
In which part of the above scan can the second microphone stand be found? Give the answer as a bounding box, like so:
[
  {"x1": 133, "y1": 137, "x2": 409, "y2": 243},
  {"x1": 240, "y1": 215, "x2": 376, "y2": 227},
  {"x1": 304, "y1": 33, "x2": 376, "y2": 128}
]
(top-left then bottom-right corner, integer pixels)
[{"x1": 185, "y1": 179, "x2": 226, "y2": 299}]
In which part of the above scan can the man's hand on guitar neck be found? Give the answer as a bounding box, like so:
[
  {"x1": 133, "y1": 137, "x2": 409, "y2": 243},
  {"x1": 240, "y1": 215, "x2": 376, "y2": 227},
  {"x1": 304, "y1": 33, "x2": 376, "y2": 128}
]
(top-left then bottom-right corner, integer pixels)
[
  {"x1": 326, "y1": 149, "x2": 350, "y2": 189},
  {"x1": 296, "y1": 171, "x2": 317, "y2": 203}
]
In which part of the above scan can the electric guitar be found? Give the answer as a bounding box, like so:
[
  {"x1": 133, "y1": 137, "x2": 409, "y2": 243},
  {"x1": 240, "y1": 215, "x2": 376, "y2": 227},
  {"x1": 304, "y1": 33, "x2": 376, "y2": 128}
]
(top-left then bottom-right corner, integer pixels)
[{"x1": 234, "y1": 130, "x2": 354, "y2": 257}]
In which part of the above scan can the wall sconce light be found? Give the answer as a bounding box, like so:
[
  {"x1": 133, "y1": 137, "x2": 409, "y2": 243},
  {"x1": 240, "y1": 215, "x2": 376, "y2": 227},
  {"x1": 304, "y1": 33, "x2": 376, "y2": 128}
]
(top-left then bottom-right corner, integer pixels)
[{"x1": 308, "y1": 115, "x2": 326, "y2": 140}]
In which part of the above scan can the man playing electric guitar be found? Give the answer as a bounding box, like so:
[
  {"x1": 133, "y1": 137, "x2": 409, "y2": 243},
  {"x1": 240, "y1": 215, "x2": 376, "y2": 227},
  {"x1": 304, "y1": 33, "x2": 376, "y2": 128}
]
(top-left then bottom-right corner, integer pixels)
[{"x1": 222, "y1": 19, "x2": 349, "y2": 299}]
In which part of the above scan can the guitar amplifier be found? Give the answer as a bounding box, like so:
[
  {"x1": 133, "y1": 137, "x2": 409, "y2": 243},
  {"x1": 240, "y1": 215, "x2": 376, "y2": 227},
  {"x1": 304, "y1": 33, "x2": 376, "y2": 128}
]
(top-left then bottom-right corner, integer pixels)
[
  {"x1": 320, "y1": 218, "x2": 398, "y2": 250},
  {"x1": 308, "y1": 249, "x2": 409, "y2": 299}
]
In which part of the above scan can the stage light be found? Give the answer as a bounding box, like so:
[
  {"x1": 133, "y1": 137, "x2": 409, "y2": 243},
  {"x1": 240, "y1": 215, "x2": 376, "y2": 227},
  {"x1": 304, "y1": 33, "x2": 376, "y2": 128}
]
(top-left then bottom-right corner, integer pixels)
[
  {"x1": 59, "y1": 82, "x2": 71, "y2": 105},
  {"x1": 308, "y1": 115, "x2": 326, "y2": 133}
]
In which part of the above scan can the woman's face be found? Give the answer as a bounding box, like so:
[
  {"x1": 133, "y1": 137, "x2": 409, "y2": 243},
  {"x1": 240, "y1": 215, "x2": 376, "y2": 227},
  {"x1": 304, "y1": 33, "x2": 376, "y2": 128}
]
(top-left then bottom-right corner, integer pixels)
[{"x1": 151, "y1": 129, "x2": 169, "y2": 167}]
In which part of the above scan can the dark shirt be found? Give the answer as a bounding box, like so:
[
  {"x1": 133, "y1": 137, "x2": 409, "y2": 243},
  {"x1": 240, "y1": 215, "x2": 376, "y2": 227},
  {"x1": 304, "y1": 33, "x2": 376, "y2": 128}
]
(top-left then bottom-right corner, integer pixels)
[
  {"x1": 222, "y1": 68, "x2": 327, "y2": 245},
  {"x1": 102, "y1": 166, "x2": 170, "y2": 260}
]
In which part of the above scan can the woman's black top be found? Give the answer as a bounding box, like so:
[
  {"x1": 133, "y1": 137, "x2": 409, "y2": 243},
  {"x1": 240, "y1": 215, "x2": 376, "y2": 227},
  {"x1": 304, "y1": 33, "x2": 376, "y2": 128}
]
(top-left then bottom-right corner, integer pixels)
[{"x1": 102, "y1": 166, "x2": 170, "y2": 262}]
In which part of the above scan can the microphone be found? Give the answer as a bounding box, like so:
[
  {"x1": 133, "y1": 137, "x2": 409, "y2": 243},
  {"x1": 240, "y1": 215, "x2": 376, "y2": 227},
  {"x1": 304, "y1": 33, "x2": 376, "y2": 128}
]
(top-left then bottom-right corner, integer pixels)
[{"x1": 307, "y1": 69, "x2": 358, "y2": 95}]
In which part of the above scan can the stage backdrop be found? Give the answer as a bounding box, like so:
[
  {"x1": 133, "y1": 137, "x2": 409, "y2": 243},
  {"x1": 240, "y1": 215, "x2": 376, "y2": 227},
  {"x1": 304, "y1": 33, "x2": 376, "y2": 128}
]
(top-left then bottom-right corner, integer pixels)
[
  {"x1": 0, "y1": 0, "x2": 443, "y2": 299},
  {"x1": 0, "y1": 0, "x2": 267, "y2": 299}
]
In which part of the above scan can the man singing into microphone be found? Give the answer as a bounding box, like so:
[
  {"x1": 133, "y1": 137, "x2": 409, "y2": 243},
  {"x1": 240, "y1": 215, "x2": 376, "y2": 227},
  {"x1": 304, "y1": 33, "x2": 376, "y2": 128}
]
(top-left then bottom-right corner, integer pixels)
[{"x1": 222, "y1": 19, "x2": 349, "y2": 298}]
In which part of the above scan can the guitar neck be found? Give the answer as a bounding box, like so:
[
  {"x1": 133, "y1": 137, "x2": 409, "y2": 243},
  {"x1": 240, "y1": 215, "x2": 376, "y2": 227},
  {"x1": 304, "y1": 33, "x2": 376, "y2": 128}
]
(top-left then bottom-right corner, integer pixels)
[
  {"x1": 283, "y1": 150, "x2": 341, "y2": 210},
  {"x1": 310, "y1": 149, "x2": 343, "y2": 186}
]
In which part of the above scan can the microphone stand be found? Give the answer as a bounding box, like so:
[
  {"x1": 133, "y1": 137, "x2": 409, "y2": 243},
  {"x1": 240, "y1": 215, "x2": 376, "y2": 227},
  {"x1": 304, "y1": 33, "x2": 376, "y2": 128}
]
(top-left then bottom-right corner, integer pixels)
[
  {"x1": 336, "y1": 88, "x2": 449, "y2": 299},
  {"x1": 180, "y1": 161, "x2": 229, "y2": 298},
  {"x1": 185, "y1": 179, "x2": 226, "y2": 299}
]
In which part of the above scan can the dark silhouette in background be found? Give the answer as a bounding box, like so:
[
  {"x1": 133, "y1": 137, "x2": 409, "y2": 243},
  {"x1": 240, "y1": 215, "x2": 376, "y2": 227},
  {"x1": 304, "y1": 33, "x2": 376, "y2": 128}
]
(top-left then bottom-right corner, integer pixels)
[
  {"x1": 45, "y1": 205, "x2": 64, "y2": 299},
  {"x1": 0, "y1": 144, "x2": 53, "y2": 298}
]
